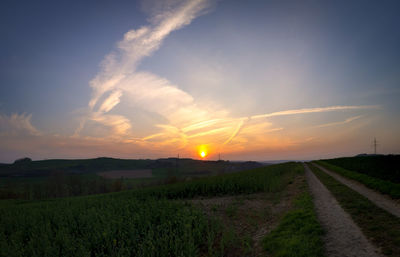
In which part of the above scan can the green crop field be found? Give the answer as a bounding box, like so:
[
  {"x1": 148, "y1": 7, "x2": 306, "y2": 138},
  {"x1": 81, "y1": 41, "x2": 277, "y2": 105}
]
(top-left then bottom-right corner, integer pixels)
[
  {"x1": 322, "y1": 155, "x2": 400, "y2": 183},
  {"x1": 0, "y1": 157, "x2": 263, "y2": 200},
  {"x1": 0, "y1": 162, "x2": 323, "y2": 257},
  {"x1": 316, "y1": 160, "x2": 400, "y2": 199}
]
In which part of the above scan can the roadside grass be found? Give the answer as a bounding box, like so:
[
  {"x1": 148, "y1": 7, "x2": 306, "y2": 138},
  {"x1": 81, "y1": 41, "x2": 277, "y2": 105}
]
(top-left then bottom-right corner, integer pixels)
[
  {"x1": 316, "y1": 161, "x2": 400, "y2": 199},
  {"x1": 310, "y1": 164, "x2": 400, "y2": 256},
  {"x1": 262, "y1": 177, "x2": 325, "y2": 257}
]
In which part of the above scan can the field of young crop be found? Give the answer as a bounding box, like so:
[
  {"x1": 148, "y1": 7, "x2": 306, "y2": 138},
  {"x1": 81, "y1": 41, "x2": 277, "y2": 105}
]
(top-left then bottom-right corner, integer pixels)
[
  {"x1": 0, "y1": 162, "x2": 305, "y2": 257},
  {"x1": 317, "y1": 161, "x2": 400, "y2": 198},
  {"x1": 129, "y1": 162, "x2": 303, "y2": 199},
  {"x1": 322, "y1": 155, "x2": 400, "y2": 183},
  {"x1": 0, "y1": 158, "x2": 264, "y2": 200}
]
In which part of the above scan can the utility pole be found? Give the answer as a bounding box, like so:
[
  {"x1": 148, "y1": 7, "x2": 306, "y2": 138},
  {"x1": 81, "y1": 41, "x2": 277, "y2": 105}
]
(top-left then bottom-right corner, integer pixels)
[
  {"x1": 218, "y1": 153, "x2": 221, "y2": 161},
  {"x1": 373, "y1": 138, "x2": 378, "y2": 155},
  {"x1": 176, "y1": 153, "x2": 179, "y2": 175}
]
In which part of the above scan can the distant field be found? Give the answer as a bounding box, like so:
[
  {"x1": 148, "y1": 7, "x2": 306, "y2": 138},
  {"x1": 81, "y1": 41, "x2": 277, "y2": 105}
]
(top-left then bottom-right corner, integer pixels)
[
  {"x1": 0, "y1": 157, "x2": 263, "y2": 200},
  {"x1": 98, "y1": 169, "x2": 153, "y2": 179}
]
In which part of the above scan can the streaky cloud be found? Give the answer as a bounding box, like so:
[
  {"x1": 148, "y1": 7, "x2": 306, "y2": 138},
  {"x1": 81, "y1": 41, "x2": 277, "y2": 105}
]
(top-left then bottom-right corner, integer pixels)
[
  {"x1": 98, "y1": 90, "x2": 123, "y2": 113},
  {"x1": 223, "y1": 118, "x2": 246, "y2": 145},
  {"x1": 315, "y1": 115, "x2": 364, "y2": 128},
  {"x1": 80, "y1": 0, "x2": 213, "y2": 138},
  {"x1": 0, "y1": 113, "x2": 41, "y2": 136},
  {"x1": 250, "y1": 105, "x2": 380, "y2": 120},
  {"x1": 222, "y1": 105, "x2": 379, "y2": 145}
]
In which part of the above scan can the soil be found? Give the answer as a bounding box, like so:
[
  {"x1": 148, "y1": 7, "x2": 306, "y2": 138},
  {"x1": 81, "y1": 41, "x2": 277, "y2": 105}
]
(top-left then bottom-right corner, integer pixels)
[
  {"x1": 312, "y1": 162, "x2": 400, "y2": 218},
  {"x1": 189, "y1": 174, "x2": 305, "y2": 257},
  {"x1": 304, "y1": 163, "x2": 382, "y2": 257}
]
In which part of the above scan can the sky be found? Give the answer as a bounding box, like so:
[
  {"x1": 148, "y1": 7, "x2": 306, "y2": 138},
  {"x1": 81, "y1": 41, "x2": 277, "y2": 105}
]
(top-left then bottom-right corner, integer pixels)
[{"x1": 0, "y1": 0, "x2": 399, "y2": 163}]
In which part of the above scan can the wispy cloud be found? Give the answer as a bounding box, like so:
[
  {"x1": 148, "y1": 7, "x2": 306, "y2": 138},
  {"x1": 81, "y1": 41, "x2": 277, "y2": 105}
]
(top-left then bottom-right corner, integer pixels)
[
  {"x1": 216, "y1": 105, "x2": 379, "y2": 147},
  {"x1": 98, "y1": 90, "x2": 123, "y2": 113},
  {"x1": 223, "y1": 118, "x2": 245, "y2": 145},
  {"x1": 75, "y1": 0, "x2": 214, "y2": 139},
  {"x1": 314, "y1": 115, "x2": 363, "y2": 128},
  {"x1": 138, "y1": 104, "x2": 379, "y2": 153},
  {"x1": 90, "y1": 113, "x2": 132, "y2": 138},
  {"x1": 0, "y1": 113, "x2": 41, "y2": 136},
  {"x1": 70, "y1": 0, "x2": 382, "y2": 158},
  {"x1": 250, "y1": 105, "x2": 380, "y2": 120}
]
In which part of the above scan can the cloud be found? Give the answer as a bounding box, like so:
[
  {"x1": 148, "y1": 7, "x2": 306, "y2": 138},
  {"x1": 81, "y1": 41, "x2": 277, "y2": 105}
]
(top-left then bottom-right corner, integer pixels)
[
  {"x1": 216, "y1": 105, "x2": 379, "y2": 147},
  {"x1": 98, "y1": 90, "x2": 123, "y2": 113},
  {"x1": 69, "y1": 0, "x2": 382, "y2": 158},
  {"x1": 137, "y1": 104, "x2": 378, "y2": 154},
  {"x1": 0, "y1": 113, "x2": 41, "y2": 136},
  {"x1": 78, "y1": 0, "x2": 213, "y2": 139},
  {"x1": 250, "y1": 105, "x2": 380, "y2": 120},
  {"x1": 223, "y1": 118, "x2": 245, "y2": 145},
  {"x1": 90, "y1": 113, "x2": 132, "y2": 138},
  {"x1": 314, "y1": 115, "x2": 363, "y2": 128},
  {"x1": 118, "y1": 72, "x2": 195, "y2": 120},
  {"x1": 88, "y1": 0, "x2": 212, "y2": 110}
]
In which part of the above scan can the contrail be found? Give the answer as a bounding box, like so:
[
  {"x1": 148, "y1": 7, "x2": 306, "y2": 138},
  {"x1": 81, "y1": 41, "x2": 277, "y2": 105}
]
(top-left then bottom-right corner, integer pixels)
[
  {"x1": 250, "y1": 105, "x2": 380, "y2": 120},
  {"x1": 222, "y1": 105, "x2": 379, "y2": 145},
  {"x1": 223, "y1": 119, "x2": 246, "y2": 145}
]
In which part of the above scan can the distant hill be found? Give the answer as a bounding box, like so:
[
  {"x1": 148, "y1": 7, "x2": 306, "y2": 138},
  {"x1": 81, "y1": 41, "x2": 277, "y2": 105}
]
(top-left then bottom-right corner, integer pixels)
[{"x1": 0, "y1": 157, "x2": 264, "y2": 178}]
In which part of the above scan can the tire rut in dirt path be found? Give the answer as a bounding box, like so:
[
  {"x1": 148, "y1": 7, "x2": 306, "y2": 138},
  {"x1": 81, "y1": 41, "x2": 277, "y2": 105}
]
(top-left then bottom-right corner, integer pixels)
[
  {"x1": 312, "y1": 162, "x2": 400, "y2": 218},
  {"x1": 303, "y1": 163, "x2": 382, "y2": 257}
]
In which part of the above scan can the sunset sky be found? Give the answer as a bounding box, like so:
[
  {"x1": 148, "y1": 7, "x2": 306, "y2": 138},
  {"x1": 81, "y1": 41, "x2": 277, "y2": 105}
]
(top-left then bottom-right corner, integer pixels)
[{"x1": 1, "y1": 0, "x2": 399, "y2": 163}]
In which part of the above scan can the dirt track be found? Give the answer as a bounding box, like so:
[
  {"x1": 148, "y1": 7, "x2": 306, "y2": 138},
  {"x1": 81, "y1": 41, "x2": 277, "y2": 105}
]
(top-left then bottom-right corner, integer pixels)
[
  {"x1": 312, "y1": 163, "x2": 400, "y2": 218},
  {"x1": 304, "y1": 163, "x2": 381, "y2": 257}
]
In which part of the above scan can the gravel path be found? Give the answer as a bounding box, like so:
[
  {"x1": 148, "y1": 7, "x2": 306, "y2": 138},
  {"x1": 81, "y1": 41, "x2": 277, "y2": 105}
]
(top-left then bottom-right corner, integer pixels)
[
  {"x1": 304, "y1": 163, "x2": 382, "y2": 257},
  {"x1": 312, "y1": 163, "x2": 400, "y2": 218}
]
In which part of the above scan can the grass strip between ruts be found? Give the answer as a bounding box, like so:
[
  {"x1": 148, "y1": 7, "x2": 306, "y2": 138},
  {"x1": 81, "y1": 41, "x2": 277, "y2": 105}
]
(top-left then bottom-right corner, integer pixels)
[
  {"x1": 262, "y1": 179, "x2": 325, "y2": 257},
  {"x1": 310, "y1": 163, "x2": 400, "y2": 256}
]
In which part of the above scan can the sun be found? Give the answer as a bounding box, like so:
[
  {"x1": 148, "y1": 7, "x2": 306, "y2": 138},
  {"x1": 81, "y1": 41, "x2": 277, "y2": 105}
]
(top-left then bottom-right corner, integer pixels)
[{"x1": 197, "y1": 144, "x2": 208, "y2": 159}]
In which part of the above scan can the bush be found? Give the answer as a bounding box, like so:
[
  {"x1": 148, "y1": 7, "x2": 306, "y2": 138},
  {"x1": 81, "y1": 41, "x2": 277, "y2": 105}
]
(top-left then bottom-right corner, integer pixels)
[{"x1": 13, "y1": 157, "x2": 32, "y2": 165}]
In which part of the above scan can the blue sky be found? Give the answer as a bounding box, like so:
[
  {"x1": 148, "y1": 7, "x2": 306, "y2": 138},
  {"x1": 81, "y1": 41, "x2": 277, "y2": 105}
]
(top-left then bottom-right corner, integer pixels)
[{"x1": 0, "y1": 0, "x2": 399, "y2": 162}]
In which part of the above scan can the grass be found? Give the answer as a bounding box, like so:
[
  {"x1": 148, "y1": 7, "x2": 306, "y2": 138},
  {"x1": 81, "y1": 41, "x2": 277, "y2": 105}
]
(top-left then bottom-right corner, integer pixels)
[
  {"x1": 262, "y1": 182, "x2": 325, "y2": 257},
  {"x1": 0, "y1": 162, "x2": 304, "y2": 257},
  {"x1": 310, "y1": 163, "x2": 400, "y2": 256},
  {"x1": 316, "y1": 161, "x2": 400, "y2": 198}
]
